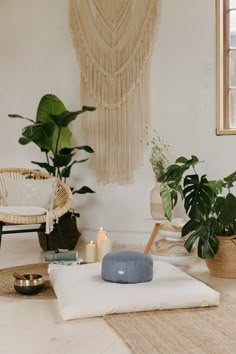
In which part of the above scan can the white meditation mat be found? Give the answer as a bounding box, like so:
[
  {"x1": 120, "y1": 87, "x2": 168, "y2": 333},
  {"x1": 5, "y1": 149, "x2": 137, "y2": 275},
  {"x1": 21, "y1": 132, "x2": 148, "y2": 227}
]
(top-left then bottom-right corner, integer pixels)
[{"x1": 49, "y1": 261, "x2": 220, "y2": 321}]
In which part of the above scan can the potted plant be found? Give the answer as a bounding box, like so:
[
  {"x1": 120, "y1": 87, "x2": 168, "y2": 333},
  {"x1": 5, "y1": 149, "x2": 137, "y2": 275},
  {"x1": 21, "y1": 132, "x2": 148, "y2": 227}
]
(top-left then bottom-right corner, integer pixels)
[
  {"x1": 160, "y1": 155, "x2": 236, "y2": 278},
  {"x1": 9, "y1": 94, "x2": 96, "y2": 250},
  {"x1": 144, "y1": 127, "x2": 170, "y2": 219}
]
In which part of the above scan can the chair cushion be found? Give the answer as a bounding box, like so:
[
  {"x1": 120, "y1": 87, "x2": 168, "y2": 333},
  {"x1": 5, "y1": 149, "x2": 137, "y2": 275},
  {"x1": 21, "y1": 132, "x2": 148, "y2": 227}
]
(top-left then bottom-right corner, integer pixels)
[
  {"x1": 101, "y1": 250, "x2": 153, "y2": 283},
  {"x1": 0, "y1": 177, "x2": 57, "y2": 210},
  {"x1": 0, "y1": 206, "x2": 46, "y2": 216}
]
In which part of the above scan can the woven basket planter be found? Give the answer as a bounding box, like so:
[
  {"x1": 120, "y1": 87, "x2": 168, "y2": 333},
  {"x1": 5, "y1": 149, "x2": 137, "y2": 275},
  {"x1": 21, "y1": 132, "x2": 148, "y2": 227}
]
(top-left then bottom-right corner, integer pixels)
[{"x1": 206, "y1": 236, "x2": 236, "y2": 278}]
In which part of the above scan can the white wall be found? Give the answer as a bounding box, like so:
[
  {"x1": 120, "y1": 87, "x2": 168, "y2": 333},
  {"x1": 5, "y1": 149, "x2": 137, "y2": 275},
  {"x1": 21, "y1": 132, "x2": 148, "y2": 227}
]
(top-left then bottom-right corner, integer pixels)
[{"x1": 0, "y1": 0, "x2": 234, "y2": 245}]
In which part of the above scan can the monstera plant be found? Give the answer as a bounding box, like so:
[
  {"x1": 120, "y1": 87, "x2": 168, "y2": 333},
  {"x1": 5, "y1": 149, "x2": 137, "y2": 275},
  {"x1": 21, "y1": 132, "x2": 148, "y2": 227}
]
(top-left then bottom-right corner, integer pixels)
[
  {"x1": 160, "y1": 155, "x2": 236, "y2": 260},
  {"x1": 9, "y1": 94, "x2": 96, "y2": 250}
]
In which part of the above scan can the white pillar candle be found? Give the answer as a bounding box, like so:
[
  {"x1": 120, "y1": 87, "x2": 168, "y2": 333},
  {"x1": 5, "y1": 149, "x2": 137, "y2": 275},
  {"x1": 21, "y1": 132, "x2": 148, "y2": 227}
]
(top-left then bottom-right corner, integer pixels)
[
  {"x1": 86, "y1": 241, "x2": 97, "y2": 263},
  {"x1": 96, "y1": 226, "x2": 106, "y2": 261},
  {"x1": 100, "y1": 235, "x2": 112, "y2": 261}
]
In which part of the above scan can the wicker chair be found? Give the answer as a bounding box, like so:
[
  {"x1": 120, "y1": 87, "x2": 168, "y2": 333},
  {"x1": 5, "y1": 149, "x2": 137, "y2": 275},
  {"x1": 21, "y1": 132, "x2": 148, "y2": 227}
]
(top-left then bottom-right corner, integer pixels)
[{"x1": 0, "y1": 168, "x2": 73, "y2": 250}]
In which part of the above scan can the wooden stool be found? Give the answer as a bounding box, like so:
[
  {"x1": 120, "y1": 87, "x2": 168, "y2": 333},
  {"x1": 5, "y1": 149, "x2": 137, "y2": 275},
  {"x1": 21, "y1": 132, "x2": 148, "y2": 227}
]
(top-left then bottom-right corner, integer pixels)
[
  {"x1": 144, "y1": 219, "x2": 166, "y2": 254},
  {"x1": 144, "y1": 218, "x2": 184, "y2": 254}
]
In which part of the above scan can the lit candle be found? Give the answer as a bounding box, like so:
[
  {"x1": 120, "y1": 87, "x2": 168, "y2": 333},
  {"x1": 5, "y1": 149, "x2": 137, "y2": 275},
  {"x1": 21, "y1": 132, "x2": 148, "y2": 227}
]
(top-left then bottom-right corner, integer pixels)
[
  {"x1": 96, "y1": 226, "x2": 106, "y2": 261},
  {"x1": 86, "y1": 241, "x2": 97, "y2": 263},
  {"x1": 100, "y1": 235, "x2": 112, "y2": 261}
]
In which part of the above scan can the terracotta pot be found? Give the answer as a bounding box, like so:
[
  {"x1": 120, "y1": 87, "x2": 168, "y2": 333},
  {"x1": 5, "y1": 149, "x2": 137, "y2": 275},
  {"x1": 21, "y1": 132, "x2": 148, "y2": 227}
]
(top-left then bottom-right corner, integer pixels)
[
  {"x1": 38, "y1": 212, "x2": 81, "y2": 251},
  {"x1": 150, "y1": 182, "x2": 165, "y2": 220},
  {"x1": 206, "y1": 235, "x2": 236, "y2": 278}
]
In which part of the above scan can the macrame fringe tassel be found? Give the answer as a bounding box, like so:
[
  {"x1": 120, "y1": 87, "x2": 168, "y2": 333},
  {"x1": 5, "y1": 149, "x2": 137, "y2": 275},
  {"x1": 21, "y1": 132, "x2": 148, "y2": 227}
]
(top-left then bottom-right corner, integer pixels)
[{"x1": 70, "y1": 0, "x2": 159, "y2": 184}]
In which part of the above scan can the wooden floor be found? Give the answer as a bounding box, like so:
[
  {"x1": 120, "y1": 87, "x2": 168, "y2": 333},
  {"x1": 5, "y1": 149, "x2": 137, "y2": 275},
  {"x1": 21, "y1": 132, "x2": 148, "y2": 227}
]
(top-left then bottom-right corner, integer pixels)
[{"x1": 0, "y1": 238, "x2": 235, "y2": 354}]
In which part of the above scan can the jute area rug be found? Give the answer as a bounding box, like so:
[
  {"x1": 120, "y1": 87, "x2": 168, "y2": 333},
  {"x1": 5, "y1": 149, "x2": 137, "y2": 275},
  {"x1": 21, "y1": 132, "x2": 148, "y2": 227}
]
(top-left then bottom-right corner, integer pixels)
[
  {"x1": 105, "y1": 294, "x2": 236, "y2": 354},
  {"x1": 0, "y1": 263, "x2": 56, "y2": 299}
]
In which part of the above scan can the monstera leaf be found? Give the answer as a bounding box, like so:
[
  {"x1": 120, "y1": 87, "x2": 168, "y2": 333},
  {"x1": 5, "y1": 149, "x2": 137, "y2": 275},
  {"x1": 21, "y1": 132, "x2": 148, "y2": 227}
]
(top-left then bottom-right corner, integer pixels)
[
  {"x1": 213, "y1": 193, "x2": 236, "y2": 226},
  {"x1": 223, "y1": 170, "x2": 236, "y2": 188},
  {"x1": 183, "y1": 174, "x2": 214, "y2": 220},
  {"x1": 184, "y1": 221, "x2": 220, "y2": 259},
  {"x1": 162, "y1": 155, "x2": 199, "y2": 188}
]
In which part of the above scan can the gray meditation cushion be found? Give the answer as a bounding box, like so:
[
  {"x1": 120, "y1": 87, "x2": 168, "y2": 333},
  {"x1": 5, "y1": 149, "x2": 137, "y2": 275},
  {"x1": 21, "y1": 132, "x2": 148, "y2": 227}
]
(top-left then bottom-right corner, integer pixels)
[{"x1": 101, "y1": 250, "x2": 153, "y2": 284}]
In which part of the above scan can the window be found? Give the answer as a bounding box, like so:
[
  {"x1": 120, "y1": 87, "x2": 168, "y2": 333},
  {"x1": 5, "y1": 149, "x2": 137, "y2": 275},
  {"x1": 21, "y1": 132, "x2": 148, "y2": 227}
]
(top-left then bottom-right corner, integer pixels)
[{"x1": 217, "y1": 0, "x2": 236, "y2": 134}]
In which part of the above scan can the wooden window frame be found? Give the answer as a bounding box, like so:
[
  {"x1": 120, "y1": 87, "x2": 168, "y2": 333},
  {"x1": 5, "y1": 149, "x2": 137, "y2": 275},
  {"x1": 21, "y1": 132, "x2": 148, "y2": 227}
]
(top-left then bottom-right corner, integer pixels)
[{"x1": 216, "y1": 0, "x2": 236, "y2": 134}]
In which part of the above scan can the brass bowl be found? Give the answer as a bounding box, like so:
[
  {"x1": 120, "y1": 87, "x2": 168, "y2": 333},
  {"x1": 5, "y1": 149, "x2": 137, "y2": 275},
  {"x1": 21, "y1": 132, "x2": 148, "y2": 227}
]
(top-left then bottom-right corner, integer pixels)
[{"x1": 14, "y1": 274, "x2": 44, "y2": 295}]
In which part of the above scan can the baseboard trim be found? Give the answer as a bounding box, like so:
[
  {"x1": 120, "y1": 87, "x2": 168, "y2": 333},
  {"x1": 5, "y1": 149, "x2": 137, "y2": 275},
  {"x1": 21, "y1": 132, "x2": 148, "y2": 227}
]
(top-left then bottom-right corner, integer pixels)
[{"x1": 3, "y1": 227, "x2": 157, "y2": 247}]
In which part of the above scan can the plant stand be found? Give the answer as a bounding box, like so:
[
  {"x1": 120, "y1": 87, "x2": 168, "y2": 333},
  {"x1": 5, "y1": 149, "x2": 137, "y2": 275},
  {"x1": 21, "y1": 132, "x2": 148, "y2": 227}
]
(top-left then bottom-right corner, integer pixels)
[{"x1": 144, "y1": 219, "x2": 166, "y2": 254}]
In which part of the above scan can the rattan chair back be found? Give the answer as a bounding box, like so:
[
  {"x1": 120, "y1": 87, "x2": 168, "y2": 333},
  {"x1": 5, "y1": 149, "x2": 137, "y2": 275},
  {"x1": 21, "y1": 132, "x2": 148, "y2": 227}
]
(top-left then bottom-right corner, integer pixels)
[{"x1": 0, "y1": 168, "x2": 73, "y2": 225}]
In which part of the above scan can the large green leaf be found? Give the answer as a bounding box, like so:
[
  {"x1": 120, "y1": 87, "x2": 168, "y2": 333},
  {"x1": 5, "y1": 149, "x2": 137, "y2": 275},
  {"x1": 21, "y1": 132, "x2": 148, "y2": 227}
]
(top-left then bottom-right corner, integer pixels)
[
  {"x1": 61, "y1": 159, "x2": 89, "y2": 178},
  {"x1": 36, "y1": 94, "x2": 72, "y2": 152},
  {"x1": 183, "y1": 174, "x2": 214, "y2": 220},
  {"x1": 22, "y1": 122, "x2": 55, "y2": 151},
  {"x1": 213, "y1": 193, "x2": 236, "y2": 225},
  {"x1": 182, "y1": 219, "x2": 201, "y2": 237},
  {"x1": 82, "y1": 105, "x2": 96, "y2": 111},
  {"x1": 52, "y1": 153, "x2": 74, "y2": 167},
  {"x1": 208, "y1": 179, "x2": 224, "y2": 195},
  {"x1": 197, "y1": 232, "x2": 219, "y2": 259},
  {"x1": 8, "y1": 114, "x2": 34, "y2": 123},
  {"x1": 175, "y1": 155, "x2": 199, "y2": 166},
  {"x1": 184, "y1": 223, "x2": 220, "y2": 259},
  {"x1": 76, "y1": 145, "x2": 94, "y2": 153},
  {"x1": 161, "y1": 155, "x2": 198, "y2": 189},
  {"x1": 160, "y1": 182, "x2": 178, "y2": 221},
  {"x1": 73, "y1": 186, "x2": 95, "y2": 194},
  {"x1": 184, "y1": 231, "x2": 200, "y2": 253},
  {"x1": 31, "y1": 161, "x2": 54, "y2": 174},
  {"x1": 18, "y1": 136, "x2": 31, "y2": 145},
  {"x1": 50, "y1": 105, "x2": 96, "y2": 128},
  {"x1": 161, "y1": 164, "x2": 187, "y2": 188},
  {"x1": 59, "y1": 145, "x2": 94, "y2": 155},
  {"x1": 50, "y1": 110, "x2": 85, "y2": 127},
  {"x1": 223, "y1": 170, "x2": 236, "y2": 188},
  {"x1": 160, "y1": 182, "x2": 172, "y2": 220},
  {"x1": 36, "y1": 94, "x2": 66, "y2": 123},
  {"x1": 61, "y1": 161, "x2": 77, "y2": 179}
]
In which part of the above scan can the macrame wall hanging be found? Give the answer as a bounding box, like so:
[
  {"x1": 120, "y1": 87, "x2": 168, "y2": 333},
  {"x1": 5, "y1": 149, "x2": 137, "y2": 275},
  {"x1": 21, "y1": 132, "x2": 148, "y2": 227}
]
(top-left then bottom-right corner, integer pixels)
[{"x1": 70, "y1": 0, "x2": 159, "y2": 184}]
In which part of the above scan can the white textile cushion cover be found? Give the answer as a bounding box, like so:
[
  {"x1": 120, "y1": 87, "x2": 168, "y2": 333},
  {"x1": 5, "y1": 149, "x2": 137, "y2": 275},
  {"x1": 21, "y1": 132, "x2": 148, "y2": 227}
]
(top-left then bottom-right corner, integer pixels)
[
  {"x1": 0, "y1": 206, "x2": 46, "y2": 216},
  {"x1": 49, "y1": 261, "x2": 220, "y2": 320},
  {"x1": 1, "y1": 177, "x2": 57, "y2": 210}
]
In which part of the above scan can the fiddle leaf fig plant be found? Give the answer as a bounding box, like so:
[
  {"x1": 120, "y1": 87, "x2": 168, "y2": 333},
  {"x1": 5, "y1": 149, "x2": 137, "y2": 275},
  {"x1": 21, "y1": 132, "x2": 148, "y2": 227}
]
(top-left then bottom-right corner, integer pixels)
[
  {"x1": 160, "y1": 155, "x2": 236, "y2": 259},
  {"x1": 9, "y1": 94, "x2": 96, "y2": 214}
]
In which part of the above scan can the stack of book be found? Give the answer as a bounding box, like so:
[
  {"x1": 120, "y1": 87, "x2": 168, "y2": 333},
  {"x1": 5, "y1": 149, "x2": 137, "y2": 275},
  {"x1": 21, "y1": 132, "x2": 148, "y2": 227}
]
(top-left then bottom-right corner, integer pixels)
[{"x1": 45, "y1": 250, "x2": 83, "y2": 265}]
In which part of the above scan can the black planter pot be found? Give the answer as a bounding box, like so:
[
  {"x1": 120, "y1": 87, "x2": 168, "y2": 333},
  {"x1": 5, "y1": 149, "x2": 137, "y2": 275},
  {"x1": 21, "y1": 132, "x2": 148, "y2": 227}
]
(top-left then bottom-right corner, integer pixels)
[{"x1": 38, "y1": 212, "x2": 81, "y2": 251}]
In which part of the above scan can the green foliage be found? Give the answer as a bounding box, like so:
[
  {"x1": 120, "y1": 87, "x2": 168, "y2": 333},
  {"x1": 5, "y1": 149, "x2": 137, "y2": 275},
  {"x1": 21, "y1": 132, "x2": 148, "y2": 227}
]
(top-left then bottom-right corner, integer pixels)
[
  {"x1": 160, "y1": 182, "x2": 178, "y2": 221},
  {"x1": 183, "y1": 174, "x2": 214, "y2": 220},
  {"x1": 161, "y1": 155, "x2": 236, "y2": 259},
  {"x1": 160, "y1": 155, "x2": 200, "y2": 220},
  {"x1": 9, "y1": 94, "x2": 97, "y2": 215}
]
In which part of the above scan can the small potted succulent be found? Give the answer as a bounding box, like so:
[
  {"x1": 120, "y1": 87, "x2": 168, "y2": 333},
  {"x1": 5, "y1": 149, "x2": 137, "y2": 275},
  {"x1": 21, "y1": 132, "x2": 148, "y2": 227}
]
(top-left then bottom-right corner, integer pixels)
[
  {"x1": 160, "y1": 155, "x2": 236, "y2": 278},
  {"x1": 9, "y1": 94, "x2": 96, "y2": 250}
]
